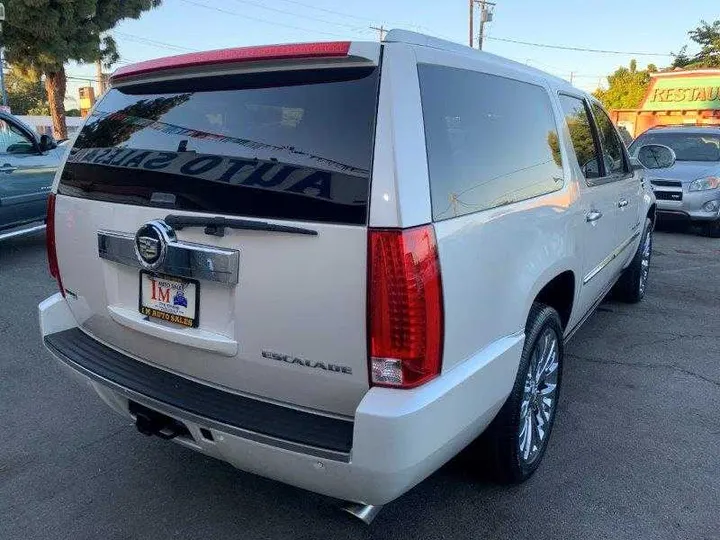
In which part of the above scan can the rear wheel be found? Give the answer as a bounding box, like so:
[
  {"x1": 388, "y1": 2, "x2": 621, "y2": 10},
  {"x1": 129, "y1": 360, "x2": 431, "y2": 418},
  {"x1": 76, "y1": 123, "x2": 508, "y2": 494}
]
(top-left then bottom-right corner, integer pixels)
[
  {"x1": 614, "y1": 218, "x2": 652, "y2": 303},
  {"x1": 481, "y1": 303, "x2": 564, "y2": 483}
]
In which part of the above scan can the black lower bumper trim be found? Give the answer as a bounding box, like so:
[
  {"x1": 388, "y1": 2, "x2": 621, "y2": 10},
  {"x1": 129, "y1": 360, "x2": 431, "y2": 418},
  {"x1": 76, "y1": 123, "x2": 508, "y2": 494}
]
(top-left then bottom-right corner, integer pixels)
[{"x1": 45, "y1": 328, "x2": 353, "y2": 454}]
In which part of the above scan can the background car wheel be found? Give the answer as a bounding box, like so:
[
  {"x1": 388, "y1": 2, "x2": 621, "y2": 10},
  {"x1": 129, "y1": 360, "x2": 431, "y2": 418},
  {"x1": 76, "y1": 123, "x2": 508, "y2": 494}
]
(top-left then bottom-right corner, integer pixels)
[
  {"x1": 614, "y1": 218, "x2": 653, "y2": 303},
  {"x1": 479, "y1": 303, "x2": 564, "y2": 484},
  {"x1": 704, "y1": 220, "x2": 720, "y2": 238}
]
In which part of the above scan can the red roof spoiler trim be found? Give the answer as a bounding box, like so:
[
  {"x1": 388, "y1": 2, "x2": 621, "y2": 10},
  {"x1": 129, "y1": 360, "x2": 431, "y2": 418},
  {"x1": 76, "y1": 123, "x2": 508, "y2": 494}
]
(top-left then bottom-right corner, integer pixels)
[{"x1": 111, "y1": 41, "x2": 352, "y2": 82}]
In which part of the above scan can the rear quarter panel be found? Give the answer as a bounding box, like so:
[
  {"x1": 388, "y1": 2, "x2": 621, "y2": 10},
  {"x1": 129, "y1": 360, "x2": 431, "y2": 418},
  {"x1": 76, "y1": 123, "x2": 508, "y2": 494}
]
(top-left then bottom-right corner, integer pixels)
[{"x1": 435, "y1": 189, "x2": 582, "y2": 371}]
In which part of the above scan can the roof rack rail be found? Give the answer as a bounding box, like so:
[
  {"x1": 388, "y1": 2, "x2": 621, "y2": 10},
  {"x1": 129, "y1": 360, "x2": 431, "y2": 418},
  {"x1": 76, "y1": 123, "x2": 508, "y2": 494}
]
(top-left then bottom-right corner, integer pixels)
[
  {"x1": 384, "y1": 29, "x2": 471, "y2": 55},
  {"x1": 382, "y1": 29, "x2": 572, "y2": 88}
]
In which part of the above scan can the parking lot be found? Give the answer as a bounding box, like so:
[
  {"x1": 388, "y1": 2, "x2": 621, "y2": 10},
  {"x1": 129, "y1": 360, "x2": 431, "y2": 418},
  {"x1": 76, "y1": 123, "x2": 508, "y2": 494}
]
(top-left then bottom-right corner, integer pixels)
[{"x1": 1, "y1": 227, "x2": 718, "y2": 540}]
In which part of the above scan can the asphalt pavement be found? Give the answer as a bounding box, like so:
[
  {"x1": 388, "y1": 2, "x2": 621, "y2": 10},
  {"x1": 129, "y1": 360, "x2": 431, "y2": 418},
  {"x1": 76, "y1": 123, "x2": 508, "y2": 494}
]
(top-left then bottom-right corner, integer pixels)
[{"x1": 1, "y1": 226, "x2": 718, "y2": 540}]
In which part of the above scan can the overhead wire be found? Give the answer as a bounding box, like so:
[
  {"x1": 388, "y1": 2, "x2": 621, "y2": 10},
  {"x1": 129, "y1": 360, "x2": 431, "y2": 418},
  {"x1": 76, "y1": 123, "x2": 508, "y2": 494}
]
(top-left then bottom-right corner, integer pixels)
[
  {"x1": 228, "y1": 0, "x2": 368, "y2": 32},
  {"x1": 178, "y1": 0, "x2": 356, "y2": 39},
  {"x1": 486, "y1": 36, "x2": 673, "y2": 57},
  {"x1": 114, "y1": 32, "x2": 199, "y2": 53}
]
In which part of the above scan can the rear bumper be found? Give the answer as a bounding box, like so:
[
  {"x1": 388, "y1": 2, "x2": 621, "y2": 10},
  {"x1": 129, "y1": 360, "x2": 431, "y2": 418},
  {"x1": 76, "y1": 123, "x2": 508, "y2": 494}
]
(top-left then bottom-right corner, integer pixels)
[{"x1": 39, "y1": 293, "x2": 522, "y2": 505}]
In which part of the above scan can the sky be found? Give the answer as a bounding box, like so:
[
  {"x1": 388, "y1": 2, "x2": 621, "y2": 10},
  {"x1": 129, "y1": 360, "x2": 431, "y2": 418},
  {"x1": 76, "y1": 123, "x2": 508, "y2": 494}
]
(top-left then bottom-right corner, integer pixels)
[{"x1": 64, "y1": 0, "x2": 719, "y2": 107}]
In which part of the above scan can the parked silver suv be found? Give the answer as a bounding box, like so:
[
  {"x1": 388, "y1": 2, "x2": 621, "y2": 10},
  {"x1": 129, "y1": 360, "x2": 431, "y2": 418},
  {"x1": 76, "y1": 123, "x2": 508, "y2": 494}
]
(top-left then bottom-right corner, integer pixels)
[
  {"x1": 629, "y1": 125, "x2": 720, "y2": 237},
  {"x1": 39, "y1": 31, "x2": 672, "y2": 523}
]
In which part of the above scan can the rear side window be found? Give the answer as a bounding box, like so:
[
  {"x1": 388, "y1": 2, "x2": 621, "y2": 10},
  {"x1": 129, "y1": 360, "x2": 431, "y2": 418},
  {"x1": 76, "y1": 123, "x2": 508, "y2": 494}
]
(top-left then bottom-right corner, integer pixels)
[
  {"x1": 558, "y1": 95, "x2": 601, "y2": 180},
  {"x1": 418, "y1": 65, "x2": 564, "y2": 221},
  {"x1": 59, "y1": 68, "x2": 380, "y2": 225},
  {"x1": 591, "y1": 103, "x2": 628, "y2": 176}
]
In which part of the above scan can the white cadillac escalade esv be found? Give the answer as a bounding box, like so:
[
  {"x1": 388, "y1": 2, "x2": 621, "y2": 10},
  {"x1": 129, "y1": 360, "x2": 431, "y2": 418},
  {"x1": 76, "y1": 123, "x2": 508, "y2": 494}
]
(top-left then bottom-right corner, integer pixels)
[{"x1": 38, "y1": 31, "x2": 674, "y2": 523}]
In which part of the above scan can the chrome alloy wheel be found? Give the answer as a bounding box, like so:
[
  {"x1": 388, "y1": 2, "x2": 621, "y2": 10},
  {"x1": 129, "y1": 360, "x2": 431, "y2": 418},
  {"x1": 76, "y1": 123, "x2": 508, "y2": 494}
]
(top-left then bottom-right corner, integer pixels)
[
  {"x1": 518, "y1": 328, "x2": 560, "y2": 465},
  {"x1": 639, "y1": 230, "x2": 652, "y2": 296}
]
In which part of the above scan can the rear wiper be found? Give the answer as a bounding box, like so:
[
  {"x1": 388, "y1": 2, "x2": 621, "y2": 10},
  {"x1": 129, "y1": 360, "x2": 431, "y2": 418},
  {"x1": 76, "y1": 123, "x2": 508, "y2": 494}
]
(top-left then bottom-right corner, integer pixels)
[{"x1": 164, "y1": 214, "x2": 318, "y2": 237}]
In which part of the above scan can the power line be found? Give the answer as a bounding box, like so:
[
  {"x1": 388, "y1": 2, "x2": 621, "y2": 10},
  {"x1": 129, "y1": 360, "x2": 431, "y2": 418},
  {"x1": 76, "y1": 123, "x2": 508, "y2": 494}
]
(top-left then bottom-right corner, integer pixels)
[
  {"x1": 229, "y1": 0, "x2": 367, "y2": 32},
  {"x1": 487, "y1": 36, "x2": 673, "y2": 57},
  {"x1": 178, "y1": 0, "x2": 351, "y2": 39},
  {"x1": 114, "y1": 32, "x2": 199, "y2": 53},
  {"x1": 269, "y1": 0, "x2": 386, "y2": 24}
]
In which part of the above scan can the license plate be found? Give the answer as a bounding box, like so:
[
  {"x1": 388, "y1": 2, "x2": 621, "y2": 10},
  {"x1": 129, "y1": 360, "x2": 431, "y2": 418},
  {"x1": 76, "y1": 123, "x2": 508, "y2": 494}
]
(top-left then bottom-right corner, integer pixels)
[{"x1": 139, "y1": 271, "x2": 199, "y2": 327}]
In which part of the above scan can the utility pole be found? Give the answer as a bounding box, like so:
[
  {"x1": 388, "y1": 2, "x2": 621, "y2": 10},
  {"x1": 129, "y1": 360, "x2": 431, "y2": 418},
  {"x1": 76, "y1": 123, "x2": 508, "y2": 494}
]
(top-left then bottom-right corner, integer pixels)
[
  {"x1": 469, "y1": 1, "x2": 496, "y2": 50},
  {"x1": 569, "y1": 71, "x2": 575, "y2": 85},
  {"x1": 369, "y1": 25, "x2": 387, "y2": 42},
  {"x1": 95, "y1": 59, "x2": 106, "y2": 95},
  {"x1": 0, "y1": 3, "x2": 7, "y2": 108},
  {"x1": 468, "y1": 0, "x2": 474, "y2": 47},
  {"x1": 476, "y1": 0, "x2": 495, "y2": 51}
]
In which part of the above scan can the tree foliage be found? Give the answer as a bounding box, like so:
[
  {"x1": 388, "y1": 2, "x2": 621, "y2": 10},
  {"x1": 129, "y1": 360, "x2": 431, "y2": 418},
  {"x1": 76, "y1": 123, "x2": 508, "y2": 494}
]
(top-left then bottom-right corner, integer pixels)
[
  {"x1": 2, "y1": 0, "x2": 162, "y2": 138},
  {"x1": 5, "y1": 66, "x2": 49, "y2": 115},
  {"x1": 75, "y1": 94, "x2": 191, "y2": 148},
  {"x1": 593, "y1": 61, "x2": 658, "y2": 110},
  {"x1": 672, "y1": 19, "x2": 720, "y2": 69}
]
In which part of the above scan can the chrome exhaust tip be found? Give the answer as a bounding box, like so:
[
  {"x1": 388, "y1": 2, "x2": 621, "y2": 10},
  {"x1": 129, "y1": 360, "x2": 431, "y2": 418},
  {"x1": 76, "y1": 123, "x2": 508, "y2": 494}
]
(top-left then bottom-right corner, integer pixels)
[{"x1": 341, "y1": 503, "x2": 383, "y2": 525}]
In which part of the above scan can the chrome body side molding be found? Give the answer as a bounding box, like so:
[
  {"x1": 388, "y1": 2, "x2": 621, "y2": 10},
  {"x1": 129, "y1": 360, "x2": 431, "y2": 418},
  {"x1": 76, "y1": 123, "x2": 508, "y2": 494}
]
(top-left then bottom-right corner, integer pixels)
[{"x1": 583, "y1": 231, "x2": 640, "y2": 285}]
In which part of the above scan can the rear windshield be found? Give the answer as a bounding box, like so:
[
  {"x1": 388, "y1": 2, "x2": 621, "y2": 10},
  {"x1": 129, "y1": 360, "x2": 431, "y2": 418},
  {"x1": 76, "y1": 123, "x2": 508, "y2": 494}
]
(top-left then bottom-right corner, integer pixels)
[
  {"x1": 60, "y1": 68, "x2": 380, "y2": 225},
  {"x1": 630, "y1": 132, "x2": 720, "y2": 162}
]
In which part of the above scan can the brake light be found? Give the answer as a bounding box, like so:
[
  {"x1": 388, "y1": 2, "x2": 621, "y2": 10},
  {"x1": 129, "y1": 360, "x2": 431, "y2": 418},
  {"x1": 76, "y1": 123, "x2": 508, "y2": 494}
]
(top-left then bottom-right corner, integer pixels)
[
  {"x1": 112, "y1": 41, "x2": 351, "y2": 82},
  {"x1": 368, "y1": 226, "x2": 443, "y2": 388},
  {"x1": 46, "y1": 193, "x2": 64, "y2": 296}
]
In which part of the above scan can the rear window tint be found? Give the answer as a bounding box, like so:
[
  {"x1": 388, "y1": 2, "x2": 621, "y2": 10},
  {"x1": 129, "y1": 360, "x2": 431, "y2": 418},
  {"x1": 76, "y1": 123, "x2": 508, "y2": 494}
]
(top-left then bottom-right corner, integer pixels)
[
  {"x1": 418, "y1": 64, "x2": 564, "y2": 221},
  {"x1": 60, "y1": 68, "x2": 380, "y2": 225}
]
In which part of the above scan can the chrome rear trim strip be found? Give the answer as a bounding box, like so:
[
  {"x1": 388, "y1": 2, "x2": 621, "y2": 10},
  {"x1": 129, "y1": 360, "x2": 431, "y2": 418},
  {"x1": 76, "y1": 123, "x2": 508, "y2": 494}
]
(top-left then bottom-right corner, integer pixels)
[{"x1": 98, "y1": 230, "x2": 239, "y2": 285}]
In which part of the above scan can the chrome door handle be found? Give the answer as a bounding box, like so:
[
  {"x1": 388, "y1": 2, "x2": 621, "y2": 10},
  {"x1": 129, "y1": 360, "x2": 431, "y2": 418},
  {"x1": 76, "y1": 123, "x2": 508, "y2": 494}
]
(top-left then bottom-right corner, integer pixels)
[
  {"x1": 618, "y1": 199, "x2": 629, "y2": 208},
  {"x1": 586, "y1": 210, "x2": 603, "y2": 222}
]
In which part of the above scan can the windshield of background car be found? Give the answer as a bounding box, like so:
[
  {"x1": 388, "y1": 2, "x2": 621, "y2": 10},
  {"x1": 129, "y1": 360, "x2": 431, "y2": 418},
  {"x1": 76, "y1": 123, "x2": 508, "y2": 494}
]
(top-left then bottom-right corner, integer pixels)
[
  {"x1": 630, "y1": 132, "x2": 720, "y2": 162},
  {"x1": 59, "y1": 67, "x2": 380, "y2": 225}
]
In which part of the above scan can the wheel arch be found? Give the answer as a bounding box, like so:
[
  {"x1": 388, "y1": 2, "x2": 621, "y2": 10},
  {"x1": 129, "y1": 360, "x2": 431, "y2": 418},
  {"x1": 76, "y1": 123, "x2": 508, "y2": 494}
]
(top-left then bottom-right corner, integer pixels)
[{"x1": 530, "y1": 270, "x2": 576, "y2": 331}]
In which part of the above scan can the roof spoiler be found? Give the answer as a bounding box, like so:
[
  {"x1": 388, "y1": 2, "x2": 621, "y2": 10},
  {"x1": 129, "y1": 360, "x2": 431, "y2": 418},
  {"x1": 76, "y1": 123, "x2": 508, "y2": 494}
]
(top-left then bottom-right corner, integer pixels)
[{"x1": 110, "y1": 41, "x2": 380, "y2": 86}]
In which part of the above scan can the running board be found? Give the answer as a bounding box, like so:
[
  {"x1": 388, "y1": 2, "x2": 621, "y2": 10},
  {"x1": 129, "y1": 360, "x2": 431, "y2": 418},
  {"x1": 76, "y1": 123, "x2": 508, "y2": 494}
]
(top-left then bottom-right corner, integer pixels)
[{"x1": 0, "y1": 223, "x2": 46, "y2": 241}]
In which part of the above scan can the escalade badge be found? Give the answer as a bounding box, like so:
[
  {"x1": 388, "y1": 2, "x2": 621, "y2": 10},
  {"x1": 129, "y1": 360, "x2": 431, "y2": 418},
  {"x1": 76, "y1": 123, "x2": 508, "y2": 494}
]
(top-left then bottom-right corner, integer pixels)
[
  {"x1": 262, "y1": 350, "x2": 353, "y2": 375},
  {"x1": 134, "y1": 220, "x2": 176, "y2": 269}
]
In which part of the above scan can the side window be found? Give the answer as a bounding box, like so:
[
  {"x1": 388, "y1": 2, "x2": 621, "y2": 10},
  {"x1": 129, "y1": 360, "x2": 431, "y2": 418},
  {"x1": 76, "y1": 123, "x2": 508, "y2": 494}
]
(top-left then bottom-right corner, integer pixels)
[
  {"x1": 0, "y1": 120, "x2": 36, "y2": 155},
  {"x1": 558, "y1": 95, "x2": 601, "y2": 180},
  {"x1": 418, "y1": 64, "x2": 564, "y2": 221},
  {"x1": 591, "y1": 103, "x2": 628, "y2": 176}
]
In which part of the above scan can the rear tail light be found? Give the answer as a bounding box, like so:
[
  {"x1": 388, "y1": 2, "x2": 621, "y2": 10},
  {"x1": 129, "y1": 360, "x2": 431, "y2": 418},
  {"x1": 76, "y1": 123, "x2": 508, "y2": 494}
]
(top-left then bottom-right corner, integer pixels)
[
  {"x1": 368, "y1": 225, "x2": 443, "y2": 388},
  {"x1": 46, "y1": 193, "x2": 64, "y2": 296}
]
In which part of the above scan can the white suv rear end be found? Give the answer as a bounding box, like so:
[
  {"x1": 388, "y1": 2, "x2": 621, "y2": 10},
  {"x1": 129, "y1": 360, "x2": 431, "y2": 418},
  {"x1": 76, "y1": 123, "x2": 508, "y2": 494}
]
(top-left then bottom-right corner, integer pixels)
[{"x1": 40, "y1": 31, "x2": 655, "y2": 521}]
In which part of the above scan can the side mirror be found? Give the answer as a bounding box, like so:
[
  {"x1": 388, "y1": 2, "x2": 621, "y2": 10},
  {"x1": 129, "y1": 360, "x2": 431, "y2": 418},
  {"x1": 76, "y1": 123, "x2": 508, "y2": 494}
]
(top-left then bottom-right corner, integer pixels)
[
  {"x1": 629, "y1": 157, "x2": 645, "y2": 171},
  {"x1": 635, "y1": 144, "x2": 676, "y2": 169},
  {"x1": 39, "y1": 134, "x2": 57, "y2": 151}
]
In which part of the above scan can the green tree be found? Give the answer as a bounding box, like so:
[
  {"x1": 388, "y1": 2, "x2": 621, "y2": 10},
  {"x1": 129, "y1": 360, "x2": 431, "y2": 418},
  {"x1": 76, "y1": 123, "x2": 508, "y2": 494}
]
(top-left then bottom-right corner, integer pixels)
[
  {"x1": 2, "y1": 0, "x2": 161, "y2": 139},
  {"x1": 672, "y1": 20, "x2": 720, "y2": 69},
  {"x1": 593, "y1": 60, "x2": 658, "y2": 110},
  {"x1": 5, "y1": 66, "x2": 48, "y2": 115}
]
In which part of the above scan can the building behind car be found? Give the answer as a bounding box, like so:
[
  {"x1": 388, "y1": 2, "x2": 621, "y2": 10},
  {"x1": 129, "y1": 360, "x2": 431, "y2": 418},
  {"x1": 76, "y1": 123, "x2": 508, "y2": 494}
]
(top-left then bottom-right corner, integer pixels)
[{"x1": 611, "y1": 69, "x2": 720, "y2": 137}]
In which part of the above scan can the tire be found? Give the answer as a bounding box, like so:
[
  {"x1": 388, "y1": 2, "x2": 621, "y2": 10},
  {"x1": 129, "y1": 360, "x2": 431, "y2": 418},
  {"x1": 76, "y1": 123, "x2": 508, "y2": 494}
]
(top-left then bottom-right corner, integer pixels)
[
  {"x1": 481, "y1": 303, "x2": 564, "y2": 484},
  {"x1": 614, "y1": 218, "x2": 653, "y2": 303},
  {"x1": 704, "y1": 220, "x2": 720, "y2": 238}
]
